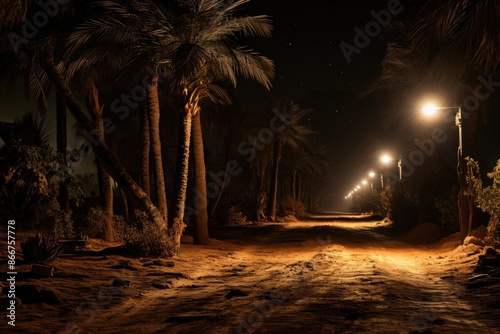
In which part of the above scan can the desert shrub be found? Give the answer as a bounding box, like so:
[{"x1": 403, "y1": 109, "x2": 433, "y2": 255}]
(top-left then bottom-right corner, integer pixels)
[
  {"x1": 226, "y1": 206, "x2": 249, "y2": 226},
  {"x1": 280, "y1": 196, "x2": 307, "y2": 218},
  {"x1": 214, "y1": 189, "x2": 255, "y2": 225},
  {"x1": 435, "y1": 186, "x2": 459, "y2": 233},
  {"x1": 124, "y1": 211, "x2": 169, "y2": 257},
  {"x1": 85, "y1": 207, "x2": 126, "y2": 241},
  {"x1": 467, "y1": 158, "x2": 500, "y2": 247},
  {"x1": 21, "y1": 233, "x2": 63, "y2": 263},
  {"x1": 36, "y1": 198, "x2": 75, "y2": 240}
]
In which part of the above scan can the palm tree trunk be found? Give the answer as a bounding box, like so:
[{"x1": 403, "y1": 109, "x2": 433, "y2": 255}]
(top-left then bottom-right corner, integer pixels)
[
  {"x1": 147, "y1": 69, "x2": 167, "y2": 222},
  {"x1": 269, "y1": 140, "x2": 282, "y2": 222},
  {"x1": 55, "y1": 93, "x2": 69, "y2": 212},
  {"x1": 87, "y1": 81, "x2": 114, "y2": 242},
  {"x1": 140, "y1": 102, "x2": 151, "y2": 196},
  {"x1": 39, "y1": 54, "x2": 168, "y2": 245},
  {"x1": 191, "y1": 112, "x2": 210, "y2": 245},
  {"x1": 171, "y1": 106, "x2": 193, "y2": 248}
]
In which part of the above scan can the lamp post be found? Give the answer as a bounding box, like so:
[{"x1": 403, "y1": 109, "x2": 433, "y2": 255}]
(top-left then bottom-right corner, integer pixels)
[
  {"x1": 369, "y1": 171, "x2": 384, "y2": 188},
  {"x1": 422, "y1": 104, "x2": 467, "y2": 242},
  {"x1": 381, "y1": 154, "x2": 403, "y2": 195}
]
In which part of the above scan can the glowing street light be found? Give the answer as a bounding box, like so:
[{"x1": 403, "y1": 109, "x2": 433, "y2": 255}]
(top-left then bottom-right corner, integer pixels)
[
  {"x1": 422, "y1": 103, "x2": 467, "y2": 242},
  {"x1": 369, "y1": 170, "x2": 384, "y2": 188},
  {"x1": 380, "y1": 154, "x2": 403, "y2": 194},
  {"x1": 422, "y1": 104, "x2": 440, "y2": 117}
]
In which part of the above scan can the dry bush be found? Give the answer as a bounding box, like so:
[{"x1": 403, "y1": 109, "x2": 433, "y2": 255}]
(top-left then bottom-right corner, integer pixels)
[
  {"x1": 226, "y1": 206, "x2": 249, "y2": 226},
  {"x1": 280, "y1": 196, "x2": 307, "y2": 219},
  {"x1": 124, "y1": 211, "x2": 170, "y2": 257},
  {"x1": 85, "y1": 207, "x2": 126, "y2": 241}
]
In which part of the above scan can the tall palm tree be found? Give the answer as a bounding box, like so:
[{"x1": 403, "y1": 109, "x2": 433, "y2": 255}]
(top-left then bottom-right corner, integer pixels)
[
  {"x1": 266, "y1": 100, "x2": 315, "y2": 221},
  {"x1": 159, "y1": 0, "x2": 274, "y2": 246},
  {"x1": 85, "y1": 80, "x2": 114, "y2": 242}
]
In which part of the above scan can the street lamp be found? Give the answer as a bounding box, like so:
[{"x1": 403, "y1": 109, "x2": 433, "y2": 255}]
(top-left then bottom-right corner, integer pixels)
[
  {"x1": 422, "y1": 103, "x2": 467, "y2": 242},
  {"x1": 369, "y1": 171, "x2": 384, "y2": 188},
  {"x1": 380, "y1": 154, "x2": 403, "y2": 194}
]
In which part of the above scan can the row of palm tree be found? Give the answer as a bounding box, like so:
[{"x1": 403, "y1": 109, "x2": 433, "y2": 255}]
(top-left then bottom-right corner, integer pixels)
[{"x1": 0, "y1": 0, "x2": 275, "y2": 251}]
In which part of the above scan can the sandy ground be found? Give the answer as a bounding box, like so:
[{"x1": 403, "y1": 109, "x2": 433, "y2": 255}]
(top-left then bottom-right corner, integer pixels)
[{"x1": 1, "y1": 217, "x2": 500, "y2": 334}]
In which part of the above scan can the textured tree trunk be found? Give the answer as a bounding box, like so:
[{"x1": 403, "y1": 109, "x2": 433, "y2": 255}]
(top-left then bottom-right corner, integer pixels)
[
  {"x1": 191, "y1": 113, "x2": 210, "y2": 245},
  {"x1": 87, "y1": 81, "x2": 114, "y2": 242},
  {"x1": 292, "y1": 169, "x2": 297, "y2": 200},
  {"x1": 141, "y1": 102, "x2": 151, "y2": 197},
  {"x1": 171, "y1": 106, "x2": 193, "y2": 248},
  {"x1": 147, "y1": 69, "x2": 167, "y2": 222},
  {"x1": 39, "y1": 54, "x2": 168, "y2": 246},
  {"x1": 55, "y1": 93, "x2": 69, "y2": 212},
  {"x1": 269, "y1": 140, "x2": 282, "y2": 222}
]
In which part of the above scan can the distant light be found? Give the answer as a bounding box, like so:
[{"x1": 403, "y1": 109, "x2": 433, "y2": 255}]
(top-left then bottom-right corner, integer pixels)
[
  {"x1": 362, "y1": 180, "x2": 367, "y2": 185},
  {"x1": 356, "y1": 185, "x2": 361, "y2": 189},
  {"x1": 369, "y1": 171, "x2": 376, "y2": 177}
]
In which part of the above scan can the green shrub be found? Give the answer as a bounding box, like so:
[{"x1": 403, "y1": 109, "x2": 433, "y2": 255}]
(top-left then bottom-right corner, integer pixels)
[
  {"x1": 466, "y1": 158, "x2": 500, "y2": 247},
  {"x1": 21, "y1": 233, "x2": 62, "y2": 263},
  {"x1": 124, "y1": 211, "x2": 169, "y2": 257}
]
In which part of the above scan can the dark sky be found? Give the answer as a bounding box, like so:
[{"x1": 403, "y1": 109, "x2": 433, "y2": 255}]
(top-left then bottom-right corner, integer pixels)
[{"x1": 239, "y1": 0, "x2": 421, "y2": 97}]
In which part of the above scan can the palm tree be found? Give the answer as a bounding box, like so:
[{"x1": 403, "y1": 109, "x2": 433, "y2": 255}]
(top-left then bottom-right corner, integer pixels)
[
  {"x1": 266, "y1": 100, "x2": 315, "y2": 221},
  {"x1": 85, "y1": 80, "x2": 114, "y2": 242},
  {"x1": 75, "y1": 173, "x2": 98, "y2": 196},
  {"x1": 159, "y1": 0, "x2": 274, "y2": 246}
]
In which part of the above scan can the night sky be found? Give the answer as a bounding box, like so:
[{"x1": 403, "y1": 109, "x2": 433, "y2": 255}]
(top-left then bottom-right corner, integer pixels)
[{"x1": 0, "y1": 0, "x2": 441, "y2": 210}]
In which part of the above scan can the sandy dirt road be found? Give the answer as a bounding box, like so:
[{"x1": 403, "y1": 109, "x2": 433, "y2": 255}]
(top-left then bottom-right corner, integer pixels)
[{"x1": 2, "y1": 218, "x2": 499, "y2": 334}]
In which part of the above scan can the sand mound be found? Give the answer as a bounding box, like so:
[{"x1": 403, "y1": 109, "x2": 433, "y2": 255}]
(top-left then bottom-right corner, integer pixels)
[{"x1": 400, "y1": 222, "x2": 445, "y2": 244}]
